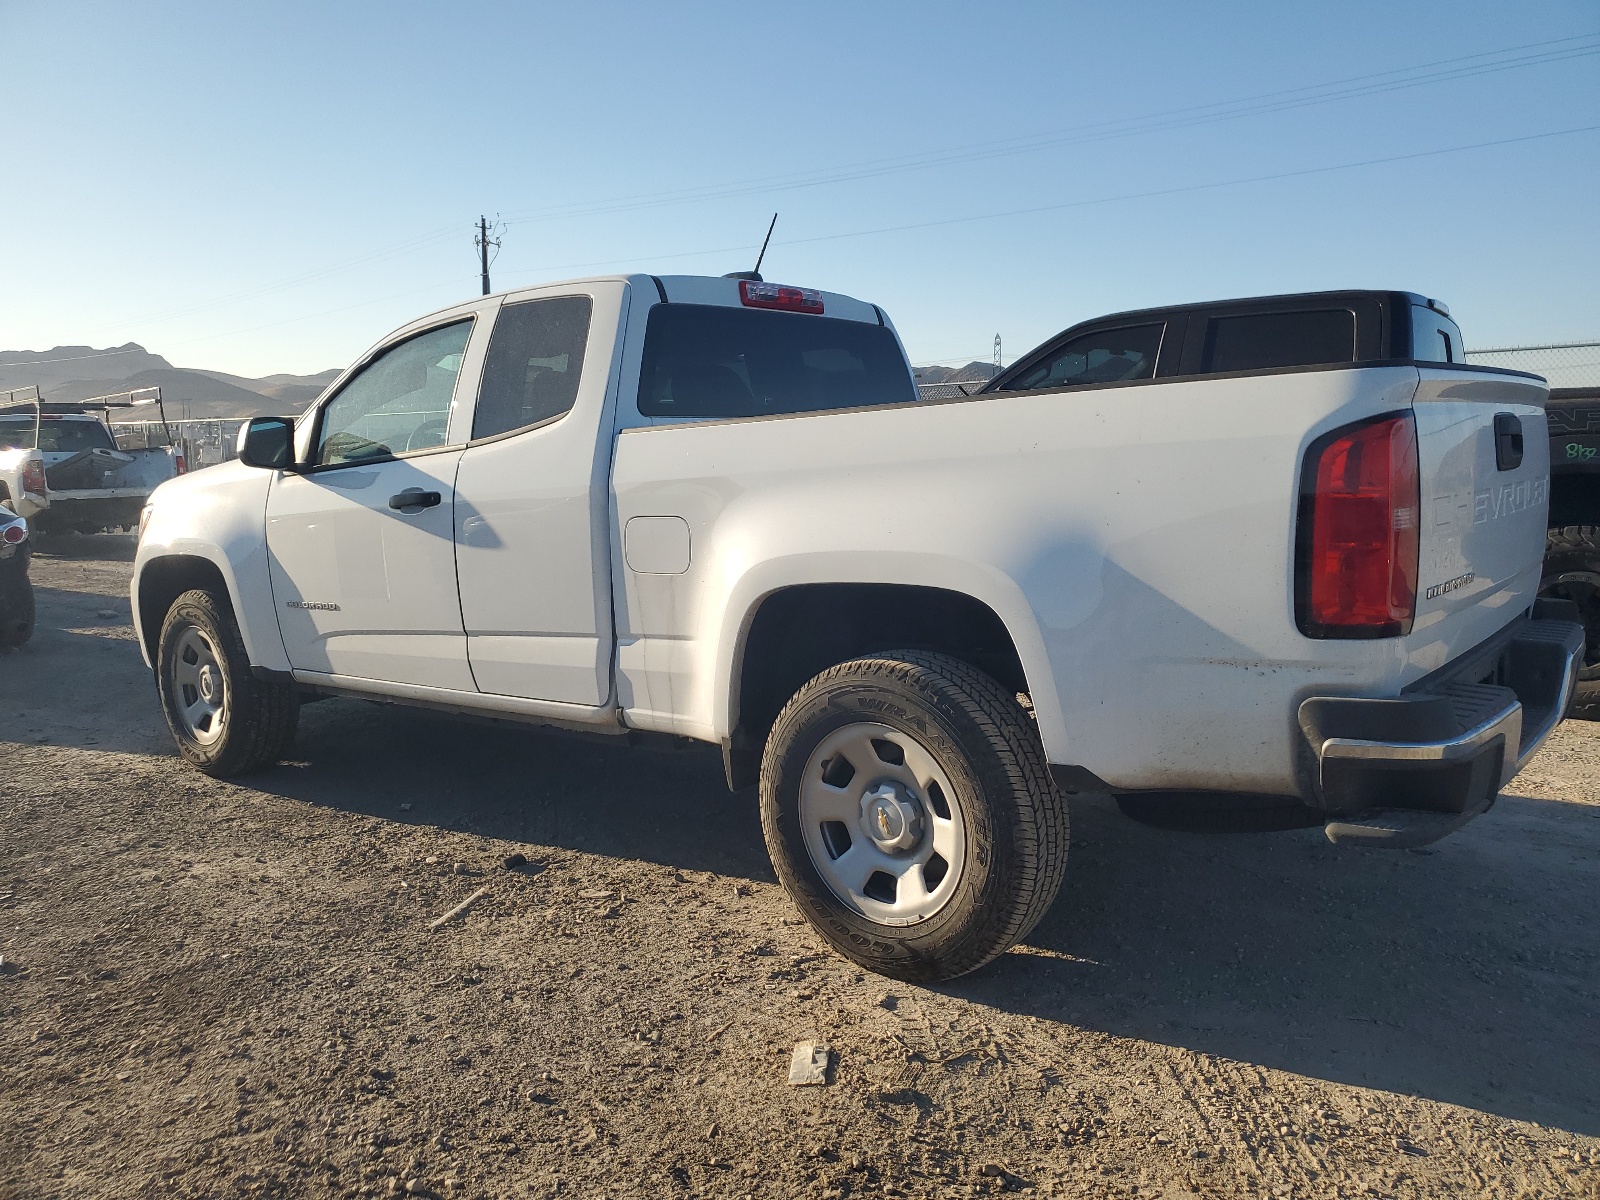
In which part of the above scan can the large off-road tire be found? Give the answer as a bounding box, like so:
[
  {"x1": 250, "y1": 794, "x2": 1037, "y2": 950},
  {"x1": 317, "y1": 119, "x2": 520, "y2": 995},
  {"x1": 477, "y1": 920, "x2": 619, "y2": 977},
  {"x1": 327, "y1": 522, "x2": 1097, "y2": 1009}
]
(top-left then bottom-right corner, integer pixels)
[
  {"x1": 759, "y1": 651, "x2": 1068, "y2": 983},
  {"x1": 0, "y1": 565, "x2": 34, "y2": 649},
  {"x1": 156, "y1": 588, "x2": 299, "y2": 776},
  {"x1": 1540, "y1": 525, "x2": 1600, "y2": 715}
]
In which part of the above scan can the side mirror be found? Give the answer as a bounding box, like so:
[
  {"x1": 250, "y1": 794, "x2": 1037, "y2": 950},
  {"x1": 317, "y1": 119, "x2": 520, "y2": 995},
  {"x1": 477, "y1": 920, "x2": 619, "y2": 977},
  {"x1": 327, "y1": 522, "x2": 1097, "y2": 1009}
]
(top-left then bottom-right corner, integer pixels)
[{"x1": 237, "y1": 416, "x2": 296, "y2": 470}]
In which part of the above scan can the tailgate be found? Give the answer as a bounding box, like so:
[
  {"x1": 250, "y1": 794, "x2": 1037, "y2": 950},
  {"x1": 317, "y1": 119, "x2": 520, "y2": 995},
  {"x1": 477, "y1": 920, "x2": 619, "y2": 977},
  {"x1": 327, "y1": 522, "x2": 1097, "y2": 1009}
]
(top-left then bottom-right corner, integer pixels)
[{"x1": 1410, "y1": 367, "x2": 1550, "y2": 665}]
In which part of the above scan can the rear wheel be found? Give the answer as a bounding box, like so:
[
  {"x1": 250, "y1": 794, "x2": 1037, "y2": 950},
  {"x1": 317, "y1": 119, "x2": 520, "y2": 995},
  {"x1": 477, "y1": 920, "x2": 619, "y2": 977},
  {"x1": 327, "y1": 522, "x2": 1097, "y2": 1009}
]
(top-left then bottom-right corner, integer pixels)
[
  {"x1": 759, "y1": 651, "x2": 1068, "y2": 982},
  {"x1": 1540, "y1": 525, "x2": 1600, "y2": 715},
  {"x1": 157, "y1": 588, "x2": 299, "y2": 775}
]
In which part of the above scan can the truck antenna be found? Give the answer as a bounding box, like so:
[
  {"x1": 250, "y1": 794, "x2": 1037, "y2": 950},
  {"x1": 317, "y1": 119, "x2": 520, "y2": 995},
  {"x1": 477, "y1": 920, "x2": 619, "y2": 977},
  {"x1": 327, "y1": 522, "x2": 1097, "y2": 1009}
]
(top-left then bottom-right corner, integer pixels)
[{"x1": 752, "y1": 213, "x2": 778, "y2": 278}]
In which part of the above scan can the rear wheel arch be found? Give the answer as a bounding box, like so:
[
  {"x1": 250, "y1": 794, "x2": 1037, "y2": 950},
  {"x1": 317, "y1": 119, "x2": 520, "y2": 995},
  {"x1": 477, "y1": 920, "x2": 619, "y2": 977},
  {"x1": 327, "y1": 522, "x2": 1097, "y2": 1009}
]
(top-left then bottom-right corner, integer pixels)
[{"x1": 723, "y1": 582, "x2": 1043, "y2": 789}]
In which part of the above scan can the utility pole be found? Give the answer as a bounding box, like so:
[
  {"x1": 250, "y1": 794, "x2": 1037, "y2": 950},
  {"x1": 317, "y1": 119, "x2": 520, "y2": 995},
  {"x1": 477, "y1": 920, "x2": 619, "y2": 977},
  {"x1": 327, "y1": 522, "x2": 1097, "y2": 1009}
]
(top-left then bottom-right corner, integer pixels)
[
  {"x1": 993, "y1": 334, "x2": 1003, "y2": 372},
  {"x1": 475, "y1": 215, "x2": 502, "y2": 296}
]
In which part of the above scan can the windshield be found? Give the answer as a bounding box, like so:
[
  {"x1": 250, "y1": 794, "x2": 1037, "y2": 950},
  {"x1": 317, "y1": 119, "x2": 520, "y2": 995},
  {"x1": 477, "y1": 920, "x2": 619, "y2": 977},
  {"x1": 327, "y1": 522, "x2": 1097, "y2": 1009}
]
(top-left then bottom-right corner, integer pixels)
[
  {"x1": 0, "y1": 416, "x2": 116, "y2": 453},
  {"x1": 638, "y1": 304, "x2": 916, "y2": 419}
]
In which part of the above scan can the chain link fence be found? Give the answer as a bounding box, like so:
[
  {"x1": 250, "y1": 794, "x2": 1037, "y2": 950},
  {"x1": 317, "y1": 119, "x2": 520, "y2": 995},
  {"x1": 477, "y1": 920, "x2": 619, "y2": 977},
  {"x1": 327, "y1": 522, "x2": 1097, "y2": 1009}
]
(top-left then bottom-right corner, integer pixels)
[
  {"x1": 112, "y1": 419, "x2": 249, "y2": 470},
  {"x1": 915, "y1": 381, "x2": 987, "y2": 400},
  {"x1": 1463, "y1": 341, "x2": 1600, "y2": 390}
]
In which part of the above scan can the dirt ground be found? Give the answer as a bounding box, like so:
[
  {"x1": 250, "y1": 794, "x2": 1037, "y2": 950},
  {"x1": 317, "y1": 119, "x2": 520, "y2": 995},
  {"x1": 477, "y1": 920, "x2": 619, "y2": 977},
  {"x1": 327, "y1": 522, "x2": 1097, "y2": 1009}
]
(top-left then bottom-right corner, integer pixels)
[{"x1": 2, "y1": 535, "x2": 1598, "y2": 1200}]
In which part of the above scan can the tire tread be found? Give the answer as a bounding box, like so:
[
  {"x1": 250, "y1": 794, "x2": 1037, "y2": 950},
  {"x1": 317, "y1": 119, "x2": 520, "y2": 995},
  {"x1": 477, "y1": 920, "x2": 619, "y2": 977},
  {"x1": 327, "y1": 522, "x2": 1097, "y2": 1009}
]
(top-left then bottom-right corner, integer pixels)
[
  {"x1": 761, "y1": 650, "x2": 1068, "y2": 980},
  {"x1": 159, "y1": 589, "x2": 297, "y2": 776}
]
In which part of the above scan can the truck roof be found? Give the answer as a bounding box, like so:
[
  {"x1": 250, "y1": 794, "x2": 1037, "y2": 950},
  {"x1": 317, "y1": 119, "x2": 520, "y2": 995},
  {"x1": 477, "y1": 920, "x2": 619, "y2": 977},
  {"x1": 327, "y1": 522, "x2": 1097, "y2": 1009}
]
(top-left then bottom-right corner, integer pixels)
[
  {"x1": 1059, "y1": 288, "x2": 1449, "y2": 327},
  {"x1": 383, "y1": 273, "x2": 887, "y2": 348},
  {"x1": 988, "y1": 288, "x2": 1544, "y2": 391}
]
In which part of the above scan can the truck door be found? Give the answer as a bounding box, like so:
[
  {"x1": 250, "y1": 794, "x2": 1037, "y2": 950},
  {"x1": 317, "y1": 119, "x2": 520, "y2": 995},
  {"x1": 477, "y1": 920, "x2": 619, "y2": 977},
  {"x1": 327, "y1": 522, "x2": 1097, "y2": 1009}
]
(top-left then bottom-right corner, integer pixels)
[
  {"x1": 266, "y1": 317, "x2": 482, "y2": 690},
  {"x1": 452, "y1": 284, "x2": 624, "y2": 706}
]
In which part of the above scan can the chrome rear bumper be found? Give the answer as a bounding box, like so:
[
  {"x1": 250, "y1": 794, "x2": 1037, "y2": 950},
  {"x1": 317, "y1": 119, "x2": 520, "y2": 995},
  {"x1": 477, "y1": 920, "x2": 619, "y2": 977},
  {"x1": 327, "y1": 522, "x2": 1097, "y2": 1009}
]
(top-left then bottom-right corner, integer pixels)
[{"x1": 1298, "y1": 606, "x2": 1585, "y2": 848}]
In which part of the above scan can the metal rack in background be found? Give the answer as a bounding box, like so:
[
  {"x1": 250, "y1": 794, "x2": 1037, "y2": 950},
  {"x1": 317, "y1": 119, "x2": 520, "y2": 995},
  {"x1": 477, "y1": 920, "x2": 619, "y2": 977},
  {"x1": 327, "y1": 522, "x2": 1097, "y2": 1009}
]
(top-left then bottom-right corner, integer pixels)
[{"x1": 112, "y1": 418, "x2": 249, "y2": 470}]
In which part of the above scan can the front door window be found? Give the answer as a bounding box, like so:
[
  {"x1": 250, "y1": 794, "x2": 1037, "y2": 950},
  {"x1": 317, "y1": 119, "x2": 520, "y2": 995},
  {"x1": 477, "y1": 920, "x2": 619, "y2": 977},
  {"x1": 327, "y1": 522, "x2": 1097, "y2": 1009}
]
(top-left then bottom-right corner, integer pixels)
[{"x1": 317, "y1": 321, "x2": 473, "y2": 465}]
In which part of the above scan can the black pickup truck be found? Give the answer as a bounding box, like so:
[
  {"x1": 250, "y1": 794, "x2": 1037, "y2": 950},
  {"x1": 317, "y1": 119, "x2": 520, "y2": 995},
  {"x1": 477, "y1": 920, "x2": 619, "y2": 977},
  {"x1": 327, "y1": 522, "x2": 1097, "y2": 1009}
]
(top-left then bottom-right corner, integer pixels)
[{"x1": 1543, "y1": 385, "x2": 1600, "y2": 710}]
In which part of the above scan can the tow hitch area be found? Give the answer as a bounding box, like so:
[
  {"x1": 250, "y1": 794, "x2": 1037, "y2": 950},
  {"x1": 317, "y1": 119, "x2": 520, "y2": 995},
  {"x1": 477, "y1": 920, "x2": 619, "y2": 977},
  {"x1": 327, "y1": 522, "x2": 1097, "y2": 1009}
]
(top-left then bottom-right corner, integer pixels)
[{"x1": 1300, "y1": 605, "x2": 1586, "y2": 849}]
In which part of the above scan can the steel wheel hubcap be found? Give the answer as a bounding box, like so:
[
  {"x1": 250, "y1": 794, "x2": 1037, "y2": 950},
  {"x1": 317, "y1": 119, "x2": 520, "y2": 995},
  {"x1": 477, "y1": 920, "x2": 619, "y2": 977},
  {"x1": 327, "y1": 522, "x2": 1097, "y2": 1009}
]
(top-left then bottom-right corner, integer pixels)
[
  {"x1": 171, "y1": 626, "x2": 227, "y2": 745},
  {"x1": 799, "y1": 721, "x2": 966, "y2": 926}
]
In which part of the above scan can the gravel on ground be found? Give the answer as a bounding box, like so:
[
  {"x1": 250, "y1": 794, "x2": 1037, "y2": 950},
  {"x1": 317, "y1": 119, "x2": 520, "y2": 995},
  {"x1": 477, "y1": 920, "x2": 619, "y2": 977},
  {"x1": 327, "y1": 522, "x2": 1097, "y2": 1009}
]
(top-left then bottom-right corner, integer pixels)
[{"x1": 2, "y1": 535, "x2": 1597, "y2": 1199}]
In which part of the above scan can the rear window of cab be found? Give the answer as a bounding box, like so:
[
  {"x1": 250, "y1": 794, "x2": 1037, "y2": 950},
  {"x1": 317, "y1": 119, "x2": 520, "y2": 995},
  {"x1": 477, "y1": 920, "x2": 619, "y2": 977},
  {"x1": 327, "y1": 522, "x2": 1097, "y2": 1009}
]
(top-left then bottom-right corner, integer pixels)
[
  {"x1": 638, "y1": 304, "x2": 916, "y2": 419},
  {"x1": 0, "y1": 416, "x2": 116, "y2": 453}
]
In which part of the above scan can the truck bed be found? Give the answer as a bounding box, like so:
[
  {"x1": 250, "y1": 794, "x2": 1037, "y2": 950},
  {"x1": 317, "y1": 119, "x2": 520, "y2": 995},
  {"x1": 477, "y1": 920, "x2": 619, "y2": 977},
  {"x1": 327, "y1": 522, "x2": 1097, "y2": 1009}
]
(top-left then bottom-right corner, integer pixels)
[{"x1": 612, "y1": 363, "x2": 1547, "y2": 797}]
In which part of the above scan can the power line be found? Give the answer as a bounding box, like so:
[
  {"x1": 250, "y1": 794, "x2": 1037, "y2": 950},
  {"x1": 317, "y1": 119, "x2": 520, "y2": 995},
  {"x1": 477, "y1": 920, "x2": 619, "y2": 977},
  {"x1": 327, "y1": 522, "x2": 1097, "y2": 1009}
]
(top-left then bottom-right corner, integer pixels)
[
  {"x1": 491, "y1": 123, "x2": 1600, "y2": 284},
  {"x1": 88, "y1": 120, "x2": 1600, "y2": 363},
  {"x1": 91, "y1": 223, "x2": 467, "y2": 337},
  {"x1": 492, "y1": 34, "x2": 1600, "y2": 227},
  {"x1": 0, "y1": 346, "x2": 153, "y2": 368},
  {"x1": 81, "y1": 31, "x2": 1596, "y2": 337},
  {"x1": 82, "y1": 122, "x2": 1600, "y2": 360}
]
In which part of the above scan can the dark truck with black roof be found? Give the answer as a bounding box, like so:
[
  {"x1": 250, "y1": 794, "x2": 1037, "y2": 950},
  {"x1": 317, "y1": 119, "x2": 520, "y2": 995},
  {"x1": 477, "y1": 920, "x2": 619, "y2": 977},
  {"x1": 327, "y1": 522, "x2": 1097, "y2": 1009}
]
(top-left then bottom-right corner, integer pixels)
[{"x1": 1543, "y1": 385, "x2": 1600, "y2": 710}]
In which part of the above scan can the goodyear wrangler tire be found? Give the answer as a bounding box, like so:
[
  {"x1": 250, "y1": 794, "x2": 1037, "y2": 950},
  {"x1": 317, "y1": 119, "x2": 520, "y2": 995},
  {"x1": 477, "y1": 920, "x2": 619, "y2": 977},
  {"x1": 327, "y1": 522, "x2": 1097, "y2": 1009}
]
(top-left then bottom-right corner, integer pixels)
[
  {"x1": 759, "y1": 651, "x2": 1069, "y2": 982},
  {"x1": 156, "y1": 588, "x2": 299, "y2": 776},
  {"x1": 1541, "y1": 526, "x2": 1600, "y2": 714}
]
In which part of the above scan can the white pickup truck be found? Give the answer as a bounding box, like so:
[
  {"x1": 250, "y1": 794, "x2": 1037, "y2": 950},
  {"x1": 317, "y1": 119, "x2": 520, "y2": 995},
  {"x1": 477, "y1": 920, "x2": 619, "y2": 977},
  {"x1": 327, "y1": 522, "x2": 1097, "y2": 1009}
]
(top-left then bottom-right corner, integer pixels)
[
  {"x1": 0, "y1": 398, "x2": 183, "y2": 534},
  {"x1": 132, "y1": 275, "x2": 1584, "y2": 981}
]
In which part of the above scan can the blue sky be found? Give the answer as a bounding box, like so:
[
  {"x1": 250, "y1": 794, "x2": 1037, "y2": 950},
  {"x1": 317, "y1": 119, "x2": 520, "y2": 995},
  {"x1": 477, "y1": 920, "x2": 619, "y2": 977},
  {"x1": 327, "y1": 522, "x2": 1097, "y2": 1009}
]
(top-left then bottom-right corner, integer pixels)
[{"x1": 2, "y1": 1, "x2": 1596, "y2": 377}]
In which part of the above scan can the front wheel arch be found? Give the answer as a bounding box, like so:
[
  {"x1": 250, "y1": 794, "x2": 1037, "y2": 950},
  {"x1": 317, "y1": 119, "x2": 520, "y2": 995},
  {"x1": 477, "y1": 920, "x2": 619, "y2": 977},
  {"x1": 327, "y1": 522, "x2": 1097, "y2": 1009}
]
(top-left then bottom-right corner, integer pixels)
[{"x1": 137, "y1": 554, "x2": 232, "y2": 665}]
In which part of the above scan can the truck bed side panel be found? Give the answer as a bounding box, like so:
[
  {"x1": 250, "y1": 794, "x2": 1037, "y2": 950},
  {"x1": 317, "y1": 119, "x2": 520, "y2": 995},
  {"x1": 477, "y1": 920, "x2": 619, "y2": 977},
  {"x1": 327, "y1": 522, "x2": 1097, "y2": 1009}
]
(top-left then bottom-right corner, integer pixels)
[{"x1": 612, "y1": 366, "x2": 1469, "y2": 794}]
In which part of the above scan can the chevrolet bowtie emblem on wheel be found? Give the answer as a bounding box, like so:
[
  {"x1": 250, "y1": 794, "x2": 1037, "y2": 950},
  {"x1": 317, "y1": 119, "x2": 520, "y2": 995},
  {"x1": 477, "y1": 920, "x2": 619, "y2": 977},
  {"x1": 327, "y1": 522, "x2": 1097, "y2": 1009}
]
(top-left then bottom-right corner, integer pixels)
[{"x1": 284, "y1": 600, "x2": 341, "y2": 611}]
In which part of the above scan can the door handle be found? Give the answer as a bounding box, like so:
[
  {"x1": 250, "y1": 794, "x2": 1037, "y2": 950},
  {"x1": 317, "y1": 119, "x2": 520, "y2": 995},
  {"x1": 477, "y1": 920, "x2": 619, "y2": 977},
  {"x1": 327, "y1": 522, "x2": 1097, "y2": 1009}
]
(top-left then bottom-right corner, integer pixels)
[
  {"x1": 389, "y1": 488, "x2": 442, "y2": 512},
  {"x1": 1493, "y1": 412, "x2": 1524, "y2": 471}
]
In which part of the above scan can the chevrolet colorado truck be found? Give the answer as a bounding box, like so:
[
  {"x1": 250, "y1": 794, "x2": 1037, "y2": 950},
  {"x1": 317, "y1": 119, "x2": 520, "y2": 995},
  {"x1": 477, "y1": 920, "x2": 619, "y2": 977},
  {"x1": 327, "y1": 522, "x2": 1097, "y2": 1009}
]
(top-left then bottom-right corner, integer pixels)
[{"x1": 131, "y1": 277, "x2": 1584, "y2": 981}]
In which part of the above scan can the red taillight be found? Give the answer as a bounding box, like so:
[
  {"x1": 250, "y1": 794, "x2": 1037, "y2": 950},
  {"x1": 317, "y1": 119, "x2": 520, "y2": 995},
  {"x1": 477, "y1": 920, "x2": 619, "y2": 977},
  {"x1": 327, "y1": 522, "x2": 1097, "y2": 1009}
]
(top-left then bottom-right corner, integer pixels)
[
  {"x1": 1298, "y1": 413, "x2": 1419, "y2": 638},
  {"x1": 2, "y1": 523, "x2": 25, "y2": 544},
  {"x1": 739, "y1": 279, "x2": 824, "y2": 314},
  {"x1": 21, "y1": 459, "x2": 46, "y2": 497},
  {"x1": 174, "y1": 451, "x2": 187, "y2": 475}
]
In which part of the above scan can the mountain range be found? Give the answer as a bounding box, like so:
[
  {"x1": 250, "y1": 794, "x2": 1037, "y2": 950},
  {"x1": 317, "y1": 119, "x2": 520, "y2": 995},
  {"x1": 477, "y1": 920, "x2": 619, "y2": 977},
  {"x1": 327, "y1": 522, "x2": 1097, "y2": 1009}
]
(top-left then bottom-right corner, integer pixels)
[
  {"x1": 911, "y1": 361, "x2": 1001, "y2": 385},
  {"x1": 0, "y1": 345, "x2": 339, "y2": 419}
]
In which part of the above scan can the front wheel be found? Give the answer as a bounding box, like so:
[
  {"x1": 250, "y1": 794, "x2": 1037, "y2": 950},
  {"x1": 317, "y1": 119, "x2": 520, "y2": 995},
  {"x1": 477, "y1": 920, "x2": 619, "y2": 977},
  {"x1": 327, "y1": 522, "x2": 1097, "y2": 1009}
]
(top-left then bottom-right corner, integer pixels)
[
  {"x1": 760, "y1": 651, "x2": 1068, "y2": 982},
  {"x1": 156, "y1": 588, "x2": 299, "y2": 776}
]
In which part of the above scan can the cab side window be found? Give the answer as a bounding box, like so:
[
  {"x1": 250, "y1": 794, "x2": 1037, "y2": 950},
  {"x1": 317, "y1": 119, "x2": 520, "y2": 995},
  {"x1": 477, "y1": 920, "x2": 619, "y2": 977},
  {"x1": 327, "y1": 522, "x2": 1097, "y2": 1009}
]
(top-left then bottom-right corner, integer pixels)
[
  {"x1": 317, "y1": 320, "x2": 473, "y2": 466},
  {"x1": 1004, "y1": 324, "x2": 1163, "y2": 392},
  {"x1": 1202, "y1": 310, "x2": 1355, "y2": 373},
  {"x1": 473, "y1": 296, "x2": 593, "y2": 440},
  {"x1": 1410, "y1": 305, "x2": 1464, "y2": 364}
]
